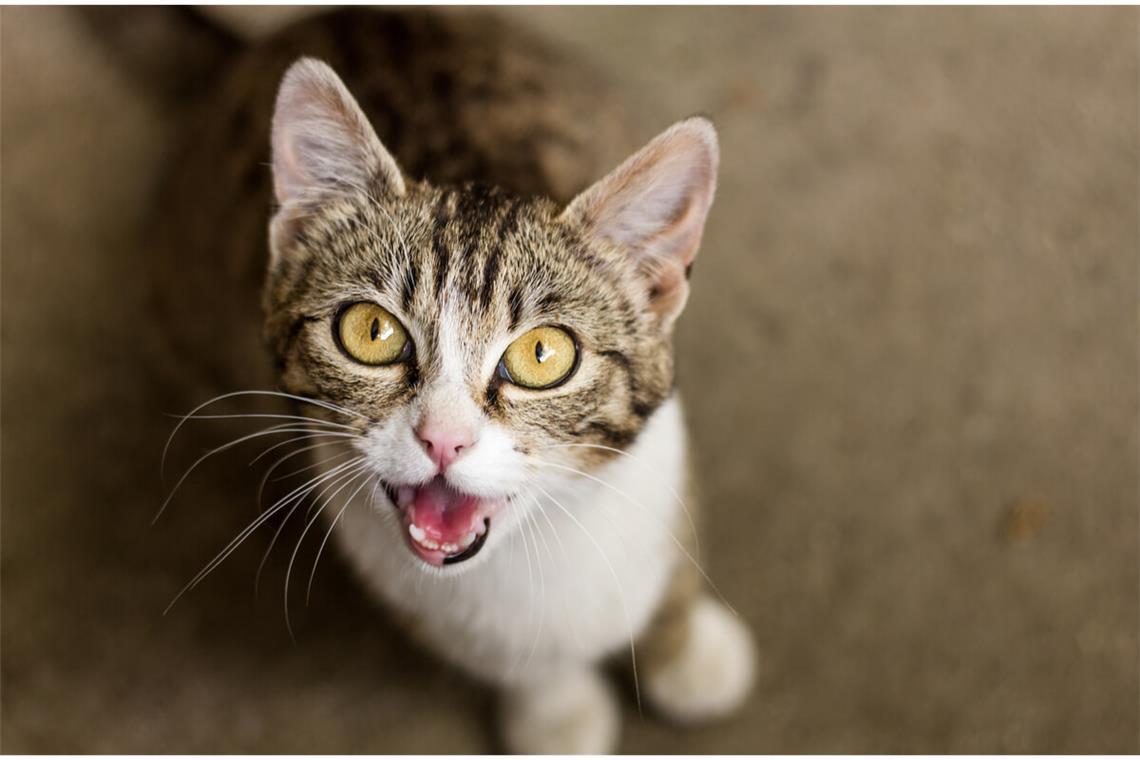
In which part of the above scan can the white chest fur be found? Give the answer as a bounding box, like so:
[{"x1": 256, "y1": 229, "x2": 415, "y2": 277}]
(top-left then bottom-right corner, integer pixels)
[{"x1": 330, "y1": 397, "x2": 688, "y2": 687}]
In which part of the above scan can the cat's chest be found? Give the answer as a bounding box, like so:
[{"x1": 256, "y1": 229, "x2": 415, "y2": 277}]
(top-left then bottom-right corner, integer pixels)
[
  {"x1": 410, "y1": 477, "x2": 682, "y2": 683},
  {"x1": 332, "y1": 398, "x2": 690, "y2": 685}
]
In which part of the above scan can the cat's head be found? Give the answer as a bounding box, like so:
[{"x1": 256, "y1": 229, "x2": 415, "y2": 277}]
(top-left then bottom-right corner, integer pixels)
[{"x1": 262, "y1": 59, "x2": 717, "y2": 571}]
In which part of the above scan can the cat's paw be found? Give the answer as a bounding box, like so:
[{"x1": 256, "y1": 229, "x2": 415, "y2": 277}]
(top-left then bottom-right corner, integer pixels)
[
  {"x1": 500, "y1": 669, "x2": 619, "y2": 754},
  {"x1": 645, "y1": 595, "x2": 755, "y2": 724}
]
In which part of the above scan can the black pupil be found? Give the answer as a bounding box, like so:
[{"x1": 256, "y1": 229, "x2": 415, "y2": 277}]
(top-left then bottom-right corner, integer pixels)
[
  {"x1": 370, "y1": 318, "x2": 380, "y2": 341},
  {"x1": 535, "y1": 340, "x2": 545, "y2": 362}
]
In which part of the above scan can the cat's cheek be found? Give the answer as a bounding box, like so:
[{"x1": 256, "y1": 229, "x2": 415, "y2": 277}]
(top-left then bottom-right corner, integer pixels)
[{"x1": 444, "y1": 424, "x2": 531, "y2": 499}]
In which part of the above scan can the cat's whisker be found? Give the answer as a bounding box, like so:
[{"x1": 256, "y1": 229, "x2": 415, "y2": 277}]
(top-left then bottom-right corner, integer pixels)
[
  {"x1": 268, "y1": 441, "x2": 355, "y2": 489},
  {"x1": 161, "y1": 389, "x2": 368, "y2": 479},
  {"x1": 256, "y1": 441, "x2": 357, "y2": 521},
  {"x1": 526, "y1": 489, "x2": 587, "y2": 652},
  {"x1": 163, "y1": 456, "x2": 367, "y2": 616},
  {"x1": 506, "y1": 499, "x2": 541, "y2": 678},
  {"x1": 535, "y1": 441, "x2": 701, "y2": 560},
  {"x1": 530, "y1": 457, "x2": 737, "y2": 618},
  {"x1": 255, "y1": 456, "x2": 367, "y2": 596},
  {"x1": 250, "y1": 430, "x2": 360, "y2": 468},
  {"x1": 284, "y1": 466, "x2": 374, "y2": 639},
  {"x1": 526, "y1": 489, "x2": 571, "y2": 569},
  {"x1": 530, "y1": 482, "x2": 642, "y2": 715},
  {"x1": 172, "y1": 412, "x2": 358, "y2": 432},
  {"x1": 155, "y1": 425, "x2": 360, "y2": 523},
  {"x1": 519, "y1": 506, "x2": 549, "y2": 673},
  {"x1": 299, "y1": 449, "x2": 367, "y2": 523},
  {"x1": 254, "y1": 439, "x2": 359, "y2": 512},
  {"x1": 305, "y1": 473, "x2": 376, "y2": 605}
]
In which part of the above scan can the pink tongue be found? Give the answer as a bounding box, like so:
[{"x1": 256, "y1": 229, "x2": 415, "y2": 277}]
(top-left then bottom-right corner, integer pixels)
[{"x1": 410, "y1": 478, "x2": 482, "y2": 543}]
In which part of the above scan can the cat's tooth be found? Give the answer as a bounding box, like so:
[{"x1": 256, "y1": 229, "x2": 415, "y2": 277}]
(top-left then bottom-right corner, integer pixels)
[
  {"x1": 462, "y1": 532, "x2": 477, "y2": 547},
  {"x1": 424, "y1": 538, "x2": 439, "y2": 550},
  {"x1": 409, "y1": 523, "x2": 426, "y2": 543},
  {"x1": 441, "y1": 543, "x2": 456, "y2": 554}
]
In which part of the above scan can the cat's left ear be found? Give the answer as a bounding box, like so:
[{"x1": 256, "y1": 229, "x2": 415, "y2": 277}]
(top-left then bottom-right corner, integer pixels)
[{"x1": 561, "y1": 117, "x2": 718, "y2": 328}]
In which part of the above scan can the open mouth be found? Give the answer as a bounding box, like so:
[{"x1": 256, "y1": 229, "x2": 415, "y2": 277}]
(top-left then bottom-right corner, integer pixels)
[{"x1": 382, "y1": 477, "x2": 495, "y2": 567}]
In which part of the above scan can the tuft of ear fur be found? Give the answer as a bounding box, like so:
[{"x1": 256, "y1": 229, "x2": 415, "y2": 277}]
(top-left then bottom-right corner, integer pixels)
[
  {"x1": 271, "y1": 57, "x2": 405, "y2": 208},
  {"x1": 561, "y1": 117, "x2": 718, "y2": 327}
]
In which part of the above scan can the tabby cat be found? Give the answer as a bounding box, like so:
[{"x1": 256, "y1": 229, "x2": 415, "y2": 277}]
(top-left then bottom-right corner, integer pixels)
[{"x1": 164, "y1": 10, "x2": 754, "y2": 753}]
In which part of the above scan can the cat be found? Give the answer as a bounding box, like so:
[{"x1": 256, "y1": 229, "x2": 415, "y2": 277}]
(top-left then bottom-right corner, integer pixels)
[{"x1": 159, "y1": 10, "x2": 754, "y2": 753}]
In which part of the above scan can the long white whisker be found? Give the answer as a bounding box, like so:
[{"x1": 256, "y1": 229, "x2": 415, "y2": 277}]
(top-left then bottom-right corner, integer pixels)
[
  {"x1": 531, "y1": 458, "x2": 737, "y2": 618},
  {"x1": 254, "y1": 440, "x2": 359, "y2": 512},
  {"x1": 508, "y1": 504, "x2": 539, "y2": 678},
  {"x1": 249, "y1": 431, "x2": 357, "y2": 467},
  {"x1": 161, "y1": 389, "x2": 368, "y2": 478},
  {"x1": 305, "y1": 473, "x2": 376, "y2": 605},
  {"x1": 519, "y1": 507, "x2": 548, "y2": 673},
  {"x1": 155, "y1": 426, "x2": 359, "y2": 523},
  {"x1": 536, "y1": 442, "x2": 700, "y2": 559},
  {"x1": 162, "y1": 456, "x2": 366, "y2": 616},
  {"x1": 171, "y1": 412, "x2": 358, "y2": 432},
  {"x1": 532, "y1": 482, "x2": 642, "y2": 714},
  {"x1": 283, "y1": 465, "x2": 373, "y2": 639},
  {"x1": 255, "y1": 457, "x2": 366, "y2": 596},
  {"x1": 524, "y1": 489, "x2": 580, "y2": 650}
]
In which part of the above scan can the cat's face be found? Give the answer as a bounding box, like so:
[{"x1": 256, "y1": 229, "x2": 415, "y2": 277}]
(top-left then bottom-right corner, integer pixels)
[{"x1": 263, "y1": 59, "x2": 717, "y2": 571}]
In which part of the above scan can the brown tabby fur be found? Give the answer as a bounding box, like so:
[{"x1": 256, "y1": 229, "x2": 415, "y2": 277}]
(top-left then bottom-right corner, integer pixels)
[{"x1": 151, "y1": 7, "x2": 700, "y2": 688}]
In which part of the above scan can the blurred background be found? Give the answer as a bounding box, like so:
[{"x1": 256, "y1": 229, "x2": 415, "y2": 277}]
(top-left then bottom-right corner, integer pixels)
[{"x1": 2, "y1": 5, "x2": 1137, "y2": 753}]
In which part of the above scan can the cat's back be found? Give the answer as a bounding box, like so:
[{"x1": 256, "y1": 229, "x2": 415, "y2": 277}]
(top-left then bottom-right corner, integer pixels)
[{"x1": 149, "y1": 9, "x2": 629, "y2": 400}]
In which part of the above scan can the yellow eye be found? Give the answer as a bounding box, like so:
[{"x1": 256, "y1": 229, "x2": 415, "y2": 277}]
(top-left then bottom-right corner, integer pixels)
[
  {"x1": 336, "y1": 302, "x2": 410, "y2": 366},
  {"x1": 500, "y1": 326, "x2": 578, "y2": 389}
]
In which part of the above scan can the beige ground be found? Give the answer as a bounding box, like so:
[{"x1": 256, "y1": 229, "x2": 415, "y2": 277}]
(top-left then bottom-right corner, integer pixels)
[{"x1": 2, "y1": 6, "x2": 1137, "y2": 753}]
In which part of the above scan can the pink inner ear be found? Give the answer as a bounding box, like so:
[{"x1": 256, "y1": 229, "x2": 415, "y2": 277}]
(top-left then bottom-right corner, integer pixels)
[
  {"x1": 270, "y1": 57, "x2": 405, "y2": 208},
  {"x1": 643, "y1": 184, "x2": 712, "y2": 267},
  {"x1": 272, "y1": 126, "x2": 307, "y2": 205},
  {"x1": 562, "y1": 118, "x2": 718, "y2": 323}
]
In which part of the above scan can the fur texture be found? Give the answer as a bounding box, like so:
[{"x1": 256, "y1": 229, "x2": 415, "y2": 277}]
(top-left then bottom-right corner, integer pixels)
[{"x1": 162, "y1": 10, "x2": 753, "y2": 752}]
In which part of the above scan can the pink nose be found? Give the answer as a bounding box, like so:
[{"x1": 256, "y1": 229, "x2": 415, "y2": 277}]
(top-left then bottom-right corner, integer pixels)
[{"x1": 416, "y1": 422, "x2": 476, "y2": 471}]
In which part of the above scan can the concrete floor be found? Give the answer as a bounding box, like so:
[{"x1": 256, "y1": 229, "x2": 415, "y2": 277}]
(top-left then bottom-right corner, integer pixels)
[{"x1": 2, "y1": 6, "x2": 1137, "y2": 753}]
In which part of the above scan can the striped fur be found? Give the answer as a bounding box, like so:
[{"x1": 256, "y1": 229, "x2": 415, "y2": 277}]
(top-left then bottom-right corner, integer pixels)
[{"x1": 230, "y1": 16, "x2": 752, "y2": 751}]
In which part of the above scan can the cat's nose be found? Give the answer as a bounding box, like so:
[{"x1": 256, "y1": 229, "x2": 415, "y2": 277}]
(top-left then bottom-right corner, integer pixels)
[{"x1": 416, "y1": 422, "x2": 476, "y2": 472}]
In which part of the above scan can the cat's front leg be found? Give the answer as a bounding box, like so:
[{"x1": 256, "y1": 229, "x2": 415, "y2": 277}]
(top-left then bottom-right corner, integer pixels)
[{"x1": 499, "y1": 667, "x2": 620, "y2": 754}]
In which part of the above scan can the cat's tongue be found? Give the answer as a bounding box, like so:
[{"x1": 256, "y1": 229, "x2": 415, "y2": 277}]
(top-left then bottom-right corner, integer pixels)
[{"x1": 402, "y1": 477, "x2": 491, "y2": 566}]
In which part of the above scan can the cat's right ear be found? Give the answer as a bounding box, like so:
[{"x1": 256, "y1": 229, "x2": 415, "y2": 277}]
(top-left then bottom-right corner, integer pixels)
[{"x1": 270, "y1": 57, "x2": 405, "y2": 208}]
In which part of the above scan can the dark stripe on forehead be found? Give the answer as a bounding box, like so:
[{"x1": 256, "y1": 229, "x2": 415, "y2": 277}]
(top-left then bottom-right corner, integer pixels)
[
  {"x1": 496, "y1": 198, "x2": 524, "y2": 246},
  {"x1": 401, "y1": 259, "x2": 418, "y2": 312},
  {"x1": 479, "y1": 198, "x2": 523, "y2": 309},
  {"x1": 537, "y1": 292, "x2": 561, "y2": 313},
  {"x1": 508, "y1": 286, "x2": 524, "y2": 331},
  {"x1": 479, "y1": 248, "x2": 502, "y2": 309},
  {"x1": 432, "y1": 191, "x2": 454, "y2": 296},
  {"x1": 455, "y1": 185, "x2": 499, "y2": 299}
]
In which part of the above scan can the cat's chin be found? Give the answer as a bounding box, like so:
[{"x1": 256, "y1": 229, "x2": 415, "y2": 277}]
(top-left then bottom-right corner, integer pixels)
[{"x1": 381, "y1": 476, "x2": 501, "y2": 568}]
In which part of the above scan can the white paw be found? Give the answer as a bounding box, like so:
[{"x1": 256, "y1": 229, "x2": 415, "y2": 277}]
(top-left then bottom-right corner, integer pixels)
[
  {"x1": 500, "y1": 669, "x2": 620, "y2": 754},
  {"x1": 645, "y1": 596, "x2": 755, "y2": 724}
]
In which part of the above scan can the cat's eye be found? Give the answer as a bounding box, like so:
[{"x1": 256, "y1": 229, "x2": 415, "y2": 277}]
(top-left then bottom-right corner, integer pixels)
[
  {"x1": 335, "y1": 302, "x2": 410, "y2": 366},
  {"x1": 499, "y1": 326, "x2": 578, "y2": 390}
]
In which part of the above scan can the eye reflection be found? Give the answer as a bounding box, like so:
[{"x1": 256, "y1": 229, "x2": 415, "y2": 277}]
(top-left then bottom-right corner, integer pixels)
[
  {"x1": 501, "y1": 326, "x2": 577, "y2": 389},
  {"x1": 336, "y1": 302, "x2": 410, "y2": 366}
]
